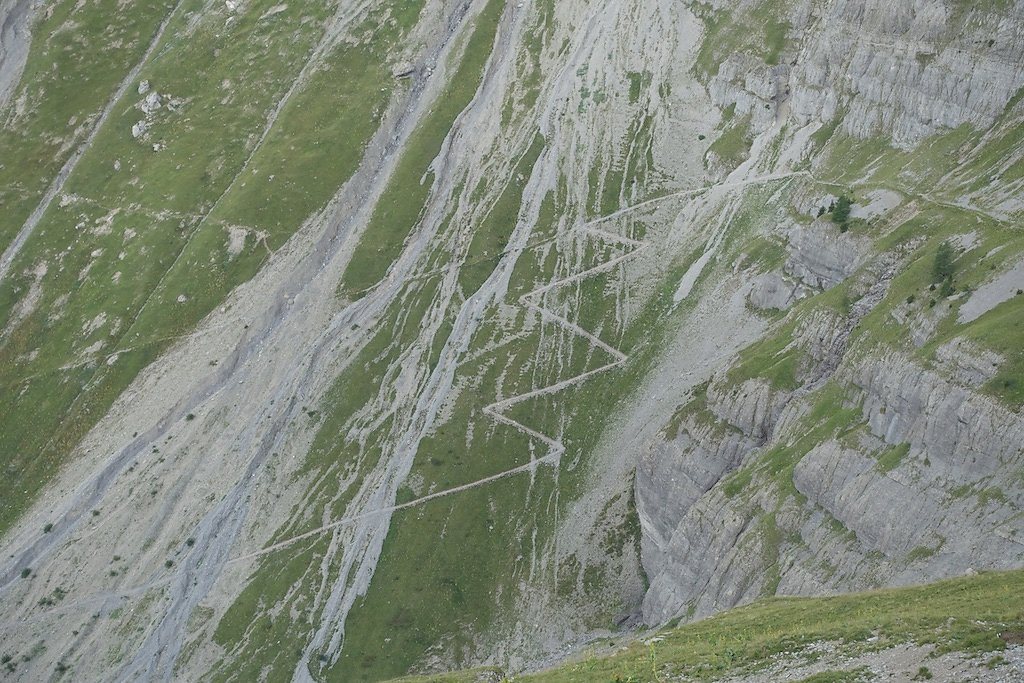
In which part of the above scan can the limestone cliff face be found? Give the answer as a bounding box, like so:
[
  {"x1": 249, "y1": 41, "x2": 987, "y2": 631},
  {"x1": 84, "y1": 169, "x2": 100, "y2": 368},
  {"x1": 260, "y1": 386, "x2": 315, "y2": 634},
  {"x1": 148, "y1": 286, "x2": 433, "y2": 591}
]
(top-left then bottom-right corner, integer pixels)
[
  {"x1": 636, "y1": 0, "x2": 1024, "y2": 625},
  {"x1": 639, "y1": 342, "x2": 1024, "y2": 624},
  {"x1": 802, "y1": 0, "x2": 1024, "y2": 147},
  {"x1": 636, "y1": 231, "x2": 1024, "y2": 626},
  {"x1": 635, "y1": 390, "x2": 763, "y2": 578},
  {"x1": 639, "y1": 236, "x2": 1024, "y2": 627},
  {"x1": 708, "y1": 0, "x2": 1024, "y2": 147}
]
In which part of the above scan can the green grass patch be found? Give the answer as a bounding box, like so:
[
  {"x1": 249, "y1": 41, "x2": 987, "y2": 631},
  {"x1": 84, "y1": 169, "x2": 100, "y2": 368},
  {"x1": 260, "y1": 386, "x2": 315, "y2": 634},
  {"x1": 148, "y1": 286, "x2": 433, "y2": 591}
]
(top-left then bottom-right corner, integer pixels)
[
  {"x1": 338, "y1": 0, "x2": 508, "y2": 297},
  {"x1": 691, "y1": 0, "x2": 795, "y2": 80},
  {"x1": 876, "y1": 443, "x2": 910, "y2": 474},
  {"x1": 626, "y1": 71, "x2": 651, "y2": 104},
  {"x1": 722, "y1": 468, "x2": 754, "y2": 499},
  {"x1": 763, "y1": 20, "x2": 791, "y2": 66},
  {"x1": 457, "y1": 132, "x2": 545, "y2": 295},
  {"x1": 0, "y1": 0, "x2": 183, "y2": 252},
  {"x1": 391, "y1": 569, "x2": 1024, "y2": 682},
  {"x1": 708, "y1": 115, "x2": 753, "y2": 168},
  {"x1": 961, "y1": 296, "x2": 1024, "y2": 408},
  {"x1": 0, "y1": 0, "x2": 425, "y2": 535},
  {"x1": 727, "y1": 317, "x2": 800, "y2": 391},
  {"x1": 742, "y1": 235, "x2": 789, "y2": 272},
  {"x1": 906, "y1": 545, "x2": 937, "y2": 563}
]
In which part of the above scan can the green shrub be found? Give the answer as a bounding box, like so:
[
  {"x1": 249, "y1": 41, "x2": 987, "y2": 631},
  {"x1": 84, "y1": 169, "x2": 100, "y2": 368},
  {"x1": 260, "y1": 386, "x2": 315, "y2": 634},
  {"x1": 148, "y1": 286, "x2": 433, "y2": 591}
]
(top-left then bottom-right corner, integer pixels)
[
  {"x1": 932, "y1": 241, "x2": 956, "y2": 283},
  {"x1": 906, "y1": 545, "x2": 937, "y2": 562},
  {"x1": 832, "y1": 195, "x2": 852, "y2": 224}
]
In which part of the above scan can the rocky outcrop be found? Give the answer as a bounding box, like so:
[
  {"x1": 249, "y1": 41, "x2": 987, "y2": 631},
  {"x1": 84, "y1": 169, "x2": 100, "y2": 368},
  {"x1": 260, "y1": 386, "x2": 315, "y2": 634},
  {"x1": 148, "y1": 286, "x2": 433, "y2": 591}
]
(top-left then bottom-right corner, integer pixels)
[
  {"x1": 851, "y1": 355, "x2": 1024, "y2": 480},
  {"x1": 641, "y1": 482, "x2": 775, "y2": 624},
  {"x1": 637, "y1": 399, "x2": 761, "y2": 578},
  {"x1": 791, "y1": 0, "x2": 1024, "y2": 147},
  {"x1": 748, "y1": 215, "x2": 870, "y2": 311},
  {"x1": 794, "y1": 352, "x2": 1024, "y2": 569},
  {"x1": 748, "y1": 271, "x2": 805, "y2": 310},
  {"x1": 934, "y1": 338, "x2": 1003, "y2": 388},
  {"x1": 707, "y1": 0, "x2": 1024, "y2": 148},
  {"x1": 0, "y1": 0, "x2": 35, "y2": 115},
  {"x1": 784, "y1": 223, "x2": 868, "y2": 290},
  {"x1": 637, "y1": 340, "x2": 1024, "y2": 624},
  {"x1": 710, "y1": 54, "x2": 790, "y2": 134},
  {"x1": 638, "y1": 372, "x2": 787, "y2": 623},
  {"x1": 638, "y1": 205, "x2": 1021, "y2": 625}
]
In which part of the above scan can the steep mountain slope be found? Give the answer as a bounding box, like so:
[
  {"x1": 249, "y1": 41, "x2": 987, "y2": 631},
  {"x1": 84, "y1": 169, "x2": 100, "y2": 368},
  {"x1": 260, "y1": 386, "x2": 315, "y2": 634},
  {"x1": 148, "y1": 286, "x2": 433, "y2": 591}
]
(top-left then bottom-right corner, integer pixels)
[
  {"x1": 0, "y1": 0, "x2": 1021, "y2": 681},
  {"x1": 636, "y1": 0, "x2": 1024, "y2": 626}
]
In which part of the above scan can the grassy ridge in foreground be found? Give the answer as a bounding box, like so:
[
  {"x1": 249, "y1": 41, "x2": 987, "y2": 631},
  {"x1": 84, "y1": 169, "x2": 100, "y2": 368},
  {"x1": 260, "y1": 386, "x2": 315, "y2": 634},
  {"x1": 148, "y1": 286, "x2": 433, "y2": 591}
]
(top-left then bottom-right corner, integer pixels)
[{"x1": 390, "y1": 569, "x2": 1024, "y2": 682}]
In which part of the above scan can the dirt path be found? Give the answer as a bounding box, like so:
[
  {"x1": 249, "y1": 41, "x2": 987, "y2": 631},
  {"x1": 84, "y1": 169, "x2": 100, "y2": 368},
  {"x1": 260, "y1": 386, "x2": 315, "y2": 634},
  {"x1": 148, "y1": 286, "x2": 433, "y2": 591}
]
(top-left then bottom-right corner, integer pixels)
[
  {"x1": 228, "y1": 172, "x2": 814, "y2": 596},
  {"x1": 0, "y1": 169, "x2": 809, "y2": 631},
  {"x1": 229, "y1": 453, "x2": 558, "y2": 565},
  {"x1": 482, "y1": 171, "x2": 807, "y2": 496}
]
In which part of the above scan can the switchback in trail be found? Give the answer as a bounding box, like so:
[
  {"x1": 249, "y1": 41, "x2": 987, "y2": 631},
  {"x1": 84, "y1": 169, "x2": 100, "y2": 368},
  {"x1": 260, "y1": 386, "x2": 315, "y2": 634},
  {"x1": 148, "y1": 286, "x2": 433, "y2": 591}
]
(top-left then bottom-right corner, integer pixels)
[{"x1": 228, "y1": 172, "x2": 807, "y2": 562}]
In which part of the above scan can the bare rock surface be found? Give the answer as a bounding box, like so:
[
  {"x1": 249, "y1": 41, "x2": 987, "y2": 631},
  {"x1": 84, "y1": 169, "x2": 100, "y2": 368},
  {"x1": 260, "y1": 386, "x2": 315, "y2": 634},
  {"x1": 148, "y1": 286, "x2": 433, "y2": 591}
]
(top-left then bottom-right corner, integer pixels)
[
  {"x1": 748, "y1": 271, "x2": 805, "y2": 310},
  {"x1": 719, "y1": 642, "x2": 1024, "y2": 683},
  {"x1": 788, "y1": 1, "x2": 1024, "y2": 148},
  {"x1": 959, "y1": 258, "x2": 1024, "y2": 323},
  {"x1": 784, "y1": 223, "x2": 868, "y2": 290},
  {"x1": 0, "y1": 0, "x2": 35, "y2": 115}
]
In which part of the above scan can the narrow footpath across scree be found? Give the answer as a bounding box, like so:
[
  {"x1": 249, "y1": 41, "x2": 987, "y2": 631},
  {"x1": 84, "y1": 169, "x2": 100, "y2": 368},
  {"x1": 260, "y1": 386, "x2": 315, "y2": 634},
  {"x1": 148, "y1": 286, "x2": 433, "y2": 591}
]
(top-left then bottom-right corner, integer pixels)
[
  {"x1": 0, "y1": 172, "x2": 809, "y2": 637},
  {"x1": 224, "y1": 171, "x2": 809, "y2": 564}
]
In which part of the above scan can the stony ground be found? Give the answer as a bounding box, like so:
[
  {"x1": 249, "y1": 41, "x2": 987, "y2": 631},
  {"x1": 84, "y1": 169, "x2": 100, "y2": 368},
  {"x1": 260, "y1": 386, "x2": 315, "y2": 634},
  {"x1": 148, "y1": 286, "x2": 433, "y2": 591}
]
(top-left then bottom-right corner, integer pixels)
[{"x1": 716, "y1": 643, "x2": 1024, "y2": 683}]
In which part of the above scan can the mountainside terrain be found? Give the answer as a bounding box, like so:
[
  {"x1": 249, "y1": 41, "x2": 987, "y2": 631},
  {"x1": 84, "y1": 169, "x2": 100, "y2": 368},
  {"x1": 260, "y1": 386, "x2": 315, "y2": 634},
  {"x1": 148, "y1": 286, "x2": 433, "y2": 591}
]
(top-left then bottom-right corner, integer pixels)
[
  {"x1": 395, "y1": 569, "x2": 1024, "y2": 682},
  {"x1": 0, "y1": 0, "x2": 1022, "y2": 680}
]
